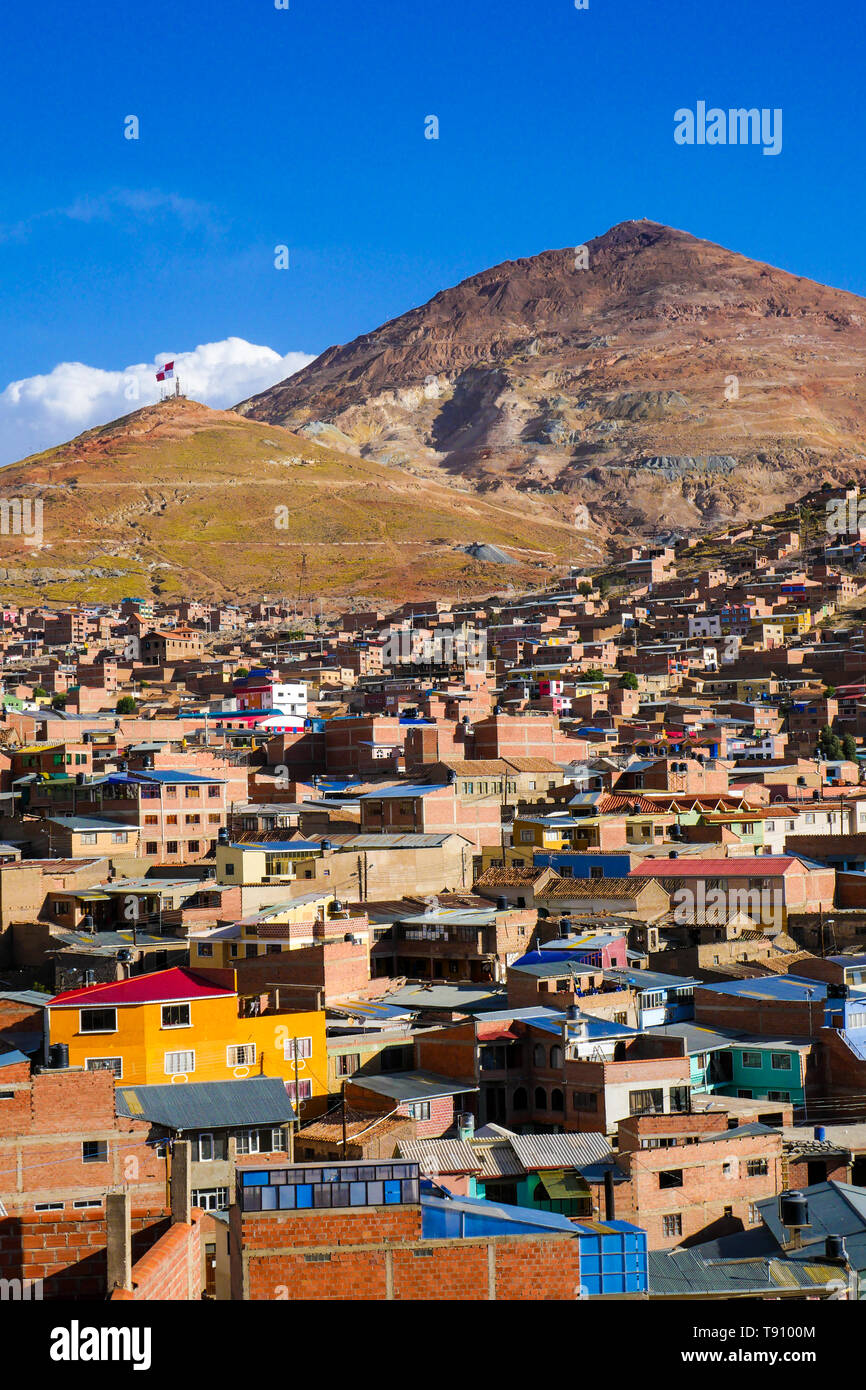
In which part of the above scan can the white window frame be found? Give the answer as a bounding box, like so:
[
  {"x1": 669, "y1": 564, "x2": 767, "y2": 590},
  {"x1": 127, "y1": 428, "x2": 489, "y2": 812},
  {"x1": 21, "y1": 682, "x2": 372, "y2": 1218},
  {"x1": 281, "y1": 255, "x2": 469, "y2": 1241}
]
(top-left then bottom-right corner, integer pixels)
[
  {"x1": 85, "y1": 1056, "x2": 123, "y2": 1078},
  {"x1": 283, "y1": 1035, "x2": 312, "y2": 1060},
  {"x1": 227, "y1": 1043, "x2": 256, "y2": 1067},
  {"x1": 164, "y1": 1049, "x2": 195, "y2": 1076},
  {"x1": 197, "y1": 1132, "x2": 214, "y2": 1162},
  {"x1": 79, "y1": 1007, "x2": 118, "y2": 1034},
  {"x1": 191, "y1": 1187, "x2": 229, "y2": 1212},
  {"x1": 235, "y1": 1128, "x2": 260, "y2": 1155},
  {"x1": 161, "y1": 1002, "x2": 192, "y2": 1030}
]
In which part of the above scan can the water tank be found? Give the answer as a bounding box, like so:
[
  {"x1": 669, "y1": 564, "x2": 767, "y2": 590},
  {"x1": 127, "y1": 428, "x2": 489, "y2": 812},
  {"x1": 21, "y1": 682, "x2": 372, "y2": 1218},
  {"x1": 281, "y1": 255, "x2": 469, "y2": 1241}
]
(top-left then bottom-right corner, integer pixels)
[
  {"x1": 826, "y1": 1233, "x2": 847, "y2": 1261},
  {"x1": 814, "y1": 1125, "x2": 827, "y2": 1141},
  {"x1": 828, "y1": 982, "x2": 850, "y2": 1000},
  {"x1": 49, "y1": 1043, "x2": 69, "y2": 1070},
  {"x1": 462, "y1": 716, "x2": 470, "y2": 727},
  {"x1": 75, "y1": 772, "x2": 86, "y2": 785},
  {"x1": 668, "y1": 850, "x2": 679, "y2": 859},
  {"x1": 321, "y1": 838, "x2": 332, "y2": 852},
  {"x1": 456, "y1": 1112, "x2": 475, "y2": 1141},
  {"x1": 448, "y1": 769, "x2": 458, "y2": 785},
  {"x1": 780, "y1": 1191, "x2": 810, "y2": 1229},
  {"x1": 217, "y1": 826, "x2": 229, "y2": 845},
  {"x1": 496, "y1": 896, "x2": 508, "y2": 911}
]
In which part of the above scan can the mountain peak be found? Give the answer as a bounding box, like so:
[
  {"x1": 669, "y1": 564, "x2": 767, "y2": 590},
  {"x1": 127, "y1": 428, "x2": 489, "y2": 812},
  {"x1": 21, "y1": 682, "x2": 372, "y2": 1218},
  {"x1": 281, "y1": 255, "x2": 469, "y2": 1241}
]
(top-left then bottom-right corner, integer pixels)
[{"x1": 234, "y1": 223, "x2": 866, "y2": 540}]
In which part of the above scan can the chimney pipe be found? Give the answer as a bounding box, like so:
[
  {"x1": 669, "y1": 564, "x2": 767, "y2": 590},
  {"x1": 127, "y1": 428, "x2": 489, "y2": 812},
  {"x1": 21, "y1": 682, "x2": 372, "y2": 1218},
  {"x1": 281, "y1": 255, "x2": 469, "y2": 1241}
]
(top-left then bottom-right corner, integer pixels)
[{"x1": 604, "y1": 1167, "x2": 615, "y2": 1221}]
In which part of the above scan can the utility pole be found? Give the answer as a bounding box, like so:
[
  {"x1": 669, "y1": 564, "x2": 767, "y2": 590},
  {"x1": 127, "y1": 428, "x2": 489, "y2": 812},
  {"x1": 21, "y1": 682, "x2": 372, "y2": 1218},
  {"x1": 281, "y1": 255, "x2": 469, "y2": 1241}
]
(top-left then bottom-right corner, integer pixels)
[{"x1": 341, "y1": 1081, "x2": 347, "y2": 1151}]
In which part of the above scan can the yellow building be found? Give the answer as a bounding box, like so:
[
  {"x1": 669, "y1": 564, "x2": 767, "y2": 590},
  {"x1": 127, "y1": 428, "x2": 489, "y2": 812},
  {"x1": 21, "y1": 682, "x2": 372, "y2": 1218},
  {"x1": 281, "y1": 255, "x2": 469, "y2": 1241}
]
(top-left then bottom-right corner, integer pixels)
[
  {"x1": 48, "y1": 965, "x2": 326, "y2": 1104},
  {"x1": 189, "y1": 891, "x2": 370, "y2": 971}
]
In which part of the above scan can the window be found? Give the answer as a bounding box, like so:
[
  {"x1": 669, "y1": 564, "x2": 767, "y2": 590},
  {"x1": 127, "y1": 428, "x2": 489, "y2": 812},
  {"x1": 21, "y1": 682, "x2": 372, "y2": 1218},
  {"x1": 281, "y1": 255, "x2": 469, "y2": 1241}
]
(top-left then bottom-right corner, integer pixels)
[
  {"x1": 188, "y1": 841, "x2": 200, "y2": 853},
  {"x1": 770, "y1": 1052, "x2": 792, "y2": 1071},
  {"x1": 550, "y1": 1045, "x2": 563, "y2": 1068},
  {"x1": 145, "y1": 842, "x2": 158, "y2": 855},
  {"x1": 550, "y1": 1087, "x2": 564, "y2": 1111},
  {"x1": 767, "y1": 1090, "x2": 790, "y2": 1102},
  {"x1": 658, "y1": 1169, "x2": 684, "y2": 1189},
  {"x1": 161, "y1": 1003, "x2": 191, "y2": 1029},
  {"x1": 629, "y1": 1088, "x2": 663, "y2": 1116},
  {"x1": 670, "y1": 1087, "x2": 690, "y2": 1113},
  {"x1": 572, "y1": 1091, "x2": 598, "y2": 1111},
  {"x1": 283, "y1": 1036, "x2": 312, "y2": 1060},
  {"x1": 336, "y1": 1053, "x2": 360, "y2": 1077},
  {"x1": 848, "y1": 1010, "x2": 866, "y2": 1030},
  {"x1": 197, "y1": 943, "x2": 214, "y2": 957},
  {"x1": 81, "y1": 833, "x2": 97, "y2": 845},
  {"x1": 82, "y1": 1140, "x2": 108, "y2": 1164},
  {"x1": 111, "y1": 832, "x2": 128, "y2": 844},
  {"x1": 196, "y1": 1133, "x2": 215, "y2": 1161},
  {"x1": 185, "y1": 786, "x2": 201, "y2": 799},
  {"x1": 164, "y1": 1050, "x2": 195, "y2": 1075},
  {"x1": 73, "y1": 1199, "x2": 103, "y2": 1210},
  {"x1": 532, "y1": 1044, "x2": 546, "y2": 1067},
  {"x1": 35, "y1": 1202, "x2": 64, "y2": 1212},
  {"x1": 192, "y1": 1188, "x2": 229, "y2": 1212},
  {"x1": 79, "y1": 1007, "x2": 117, "y2": 1034},
  {"x1": 166, "y1": 841, "x2": 178, "y2": 854},
  {"x1": 285, "y1": 1079, "x2": 313, "y2": 1102},
  {"x1": 741, "y1": 1051, "x2": 762, "y2": 1069},
  {"x1": 747, "y1": 1159, "x2": 768, "y2": 1177},
  {"x1": 236, "y1": 1128, "x2": 261, "y2": 1155},
  {"x1": 534, "y1": 1087, "x2": 547, "y2": 1111},
  {"x1": 85, "y1": 1057, "x2": 122, "y2": 1078},
  {"x1": 144, "y1": 815, "x2": 159, "y2": 826},
  {"x1": 662, "y1": 1214, "x2": 682, "y2": 1239},
  {"x1": 749, "y1": 1203, "x2": 761, "y2": 1225},
  {"x1": 406, "y1": 1101, "x2": 431, "y2": 1121},
  {"x1": 227, "y1": 1043, "x2": 256, "y2": 1067},
  {"x1": 512, "y1": 1086, "x2": 528, "y2": 1110},
  {"x1": 185, "y1": 814, "x2": 200, "y2": 825}
]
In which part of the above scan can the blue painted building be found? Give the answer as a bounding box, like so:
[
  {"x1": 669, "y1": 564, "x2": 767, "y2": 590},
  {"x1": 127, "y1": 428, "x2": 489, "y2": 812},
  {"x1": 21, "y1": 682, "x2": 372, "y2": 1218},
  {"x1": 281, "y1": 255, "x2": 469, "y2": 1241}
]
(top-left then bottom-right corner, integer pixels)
[{"x1": 421, "y1": 1191, "x2": 647, "y2": 1296}]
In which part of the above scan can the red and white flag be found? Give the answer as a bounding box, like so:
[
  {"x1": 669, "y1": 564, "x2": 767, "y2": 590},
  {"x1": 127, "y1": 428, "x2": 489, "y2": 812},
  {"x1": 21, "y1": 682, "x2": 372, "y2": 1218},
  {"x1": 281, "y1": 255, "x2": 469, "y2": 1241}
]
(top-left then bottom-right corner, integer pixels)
[{"x1": 156, "y1": 361, "x2": 175, "y2": 382}]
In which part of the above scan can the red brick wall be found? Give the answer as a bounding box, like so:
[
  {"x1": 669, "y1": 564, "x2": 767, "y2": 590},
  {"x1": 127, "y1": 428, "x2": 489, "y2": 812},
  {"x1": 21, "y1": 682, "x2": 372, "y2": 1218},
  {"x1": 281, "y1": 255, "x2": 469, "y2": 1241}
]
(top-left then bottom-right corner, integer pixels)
[
  {"x1": 111, "y1": 1213, "x2": 204, "y2": 1302},
  {"x1": 0, "y1": 1207, "x2": 170, "y2": 1298},
  {"x1": 232, "y1": 1204, "x2": 582, "y2": 1300}
]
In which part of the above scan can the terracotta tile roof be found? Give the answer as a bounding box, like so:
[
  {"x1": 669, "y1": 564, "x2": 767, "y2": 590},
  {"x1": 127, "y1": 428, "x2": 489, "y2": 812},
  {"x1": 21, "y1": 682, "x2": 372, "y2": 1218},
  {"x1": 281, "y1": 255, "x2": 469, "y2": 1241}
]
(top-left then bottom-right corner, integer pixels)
[
  {"x1": 539, "y1": 875, "x2": 661, "y2": 900},
  {"x1": 474, "y1": 866, "x2": 550, "y2": 887},
  {"x1": 297, "y1": 1106, "x2": 411, "y2": 1144}
]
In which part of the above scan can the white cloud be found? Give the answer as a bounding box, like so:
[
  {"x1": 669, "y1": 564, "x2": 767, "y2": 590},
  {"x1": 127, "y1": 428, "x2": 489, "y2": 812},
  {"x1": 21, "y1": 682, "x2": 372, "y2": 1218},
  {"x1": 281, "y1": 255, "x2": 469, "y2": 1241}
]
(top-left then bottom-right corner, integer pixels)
[{"x1": 0, "y1": 338, "x2": 315, "y2": 466}]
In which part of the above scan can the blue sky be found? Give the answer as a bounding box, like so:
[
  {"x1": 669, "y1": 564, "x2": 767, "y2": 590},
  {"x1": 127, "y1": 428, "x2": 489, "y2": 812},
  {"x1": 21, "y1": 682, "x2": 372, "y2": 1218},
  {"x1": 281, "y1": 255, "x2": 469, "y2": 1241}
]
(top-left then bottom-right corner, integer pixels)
[{"x1": 0, "y1": 0, "x2": 862, "y2": 460}]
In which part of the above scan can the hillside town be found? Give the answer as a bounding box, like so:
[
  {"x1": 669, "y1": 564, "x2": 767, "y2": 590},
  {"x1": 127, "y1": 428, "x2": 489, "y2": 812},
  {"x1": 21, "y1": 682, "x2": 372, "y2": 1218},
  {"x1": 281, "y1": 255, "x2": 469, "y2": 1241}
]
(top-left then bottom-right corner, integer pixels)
[{"x1": 6, "y1": 486, "x2": 866, "y2": 1303}]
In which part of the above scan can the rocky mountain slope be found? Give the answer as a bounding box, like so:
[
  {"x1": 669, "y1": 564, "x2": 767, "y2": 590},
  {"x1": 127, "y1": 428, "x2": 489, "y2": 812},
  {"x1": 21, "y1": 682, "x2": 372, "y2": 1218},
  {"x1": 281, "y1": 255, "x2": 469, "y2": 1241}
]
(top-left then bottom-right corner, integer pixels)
[
  {"x1": 0, "y1": 398, "x2": 583, "y2": 604},
  {"x1": 237, "y1": 220, "x2": 866, "y2": 539}
]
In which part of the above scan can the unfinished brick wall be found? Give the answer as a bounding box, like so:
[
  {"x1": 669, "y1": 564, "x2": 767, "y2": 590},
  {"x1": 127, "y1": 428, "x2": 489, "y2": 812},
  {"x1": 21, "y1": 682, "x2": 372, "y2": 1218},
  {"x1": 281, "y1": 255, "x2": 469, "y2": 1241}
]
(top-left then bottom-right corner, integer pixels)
[
  {"x1": 0, "y1": 1207, "x2": 170, "y2": 1298},
  {"x1": 110, "y1": 1211, "x2": 204, "y2": 1302},
  {"x1": 231, "y1": 1203, "x2": 582, "y2": 1301}
]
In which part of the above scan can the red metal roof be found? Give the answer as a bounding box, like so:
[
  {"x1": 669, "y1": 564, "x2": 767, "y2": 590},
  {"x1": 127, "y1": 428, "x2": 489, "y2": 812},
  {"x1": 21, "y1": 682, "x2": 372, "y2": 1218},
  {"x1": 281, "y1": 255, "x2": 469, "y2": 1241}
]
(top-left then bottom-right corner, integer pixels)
[
  {"x1": 629, "y1": 857, "x2": 799, "y2": 878},
  {"x1": 50, "y1": 966, "x2": 234, "y2": 1007}
]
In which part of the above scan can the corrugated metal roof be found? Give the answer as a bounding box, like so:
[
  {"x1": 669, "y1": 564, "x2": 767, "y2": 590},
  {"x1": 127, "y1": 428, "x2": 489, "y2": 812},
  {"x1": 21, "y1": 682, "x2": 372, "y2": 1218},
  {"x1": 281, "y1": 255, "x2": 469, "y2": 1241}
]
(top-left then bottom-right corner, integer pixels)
[
  {"x1": 351, "y1": 1069, "x2": 478, "y2": 1103},
  {"x1": 509, "y1": 1132, "x2": 613, "y2": 1170},
  {"x1": 471, "y1": 1142, "x2": 524, "y2": 1179},
  {"x1": 115, "y1": 1078, "x2": 296, "y2": 1130},
  {"x1": 397, "y1": 1139, "x2": 480, "y2": 1173}
]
